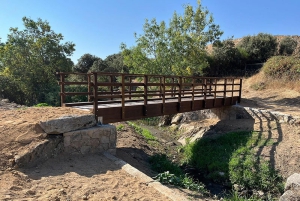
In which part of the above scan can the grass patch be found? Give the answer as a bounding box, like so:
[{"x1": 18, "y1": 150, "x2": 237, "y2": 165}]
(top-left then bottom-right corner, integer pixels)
[
  {"x1": 139, "y1": 117, "x2": 160, "y2": 126},
  {"x1": 262, "y1": 56, "x2": 300, "y2": 80},
  {"x1": 116, "y1": 124, "x2": 125, "y2": 131},
  {"x1": 149, "y1": 154, "x2": 207, "y2": 194},
  {"x1": 127, "y1": 121, "x2": 156, "y2": 141},
  {"x1": 33, "y1": 103, "x2": 51, "y2": 107},
  {"x1": 182, "y1": 131, "x2": 284, "y2": 198}
]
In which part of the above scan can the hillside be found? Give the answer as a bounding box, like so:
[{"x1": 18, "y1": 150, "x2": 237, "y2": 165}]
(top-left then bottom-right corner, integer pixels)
[{"x1": 206, "y1": 35, "x2": 300, "y2": 54}]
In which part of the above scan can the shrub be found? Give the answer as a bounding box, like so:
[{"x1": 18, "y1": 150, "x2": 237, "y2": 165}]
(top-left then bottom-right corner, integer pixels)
[
  {"x1": 279, "y1": 36, "x2": 298, "y2": 56},
  {"x1": 262, "y1": 56, "x2": 300, "y2": 80},
  {"x1": 238, "y1": 33, "x2": 277, "y2": 63}
]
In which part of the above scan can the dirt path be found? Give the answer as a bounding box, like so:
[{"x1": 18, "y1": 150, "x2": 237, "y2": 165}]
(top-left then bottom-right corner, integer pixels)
[
  {"x1": 1, "y1": 81, "x2": 300, "y2": 200},
  {"x1": 0, "y1": 107, "x2": 171, "y2": 201}
]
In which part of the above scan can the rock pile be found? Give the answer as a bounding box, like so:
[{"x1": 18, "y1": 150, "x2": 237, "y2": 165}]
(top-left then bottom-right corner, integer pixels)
[{"x1": 0, "y1": 99, "x2": 24, "y2": 110}]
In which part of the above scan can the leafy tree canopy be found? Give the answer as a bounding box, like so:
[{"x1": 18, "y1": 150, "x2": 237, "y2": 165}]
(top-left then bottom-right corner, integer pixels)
[
  {"x1": 73, "y1": 53, "x2": 100, "y2": 73},
  {"x1": 104, "y1": 53, "x2": 129, "y2": 73},
  {"x1": 238, "y1": 33, "x2": 277, "y2": 63},
  {"x1": 279, "y1": 36, "x2": 298, "y2": 56},
  {"x1": 210, "y1": 38, "x2": 246, "y2": 76},
  {"x1": 121, "y1": 1, "x2": 223, "y2": 76},
  {"x1": 0, "y1": 17, "x2": 75, "y2": 105}
]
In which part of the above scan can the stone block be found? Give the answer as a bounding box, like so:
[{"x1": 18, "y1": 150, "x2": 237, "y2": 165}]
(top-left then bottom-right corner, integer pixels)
[
  {"x1": 71, "y1": 133, "x2": 82, "y2": 142},
  {"x1": 63, "y1": 125, "x2": 117, "y2": 155},
  {"x1": 80, "y1": 146, "x2": 91, "y2": 154},
  {"x1": 64, "y1": 136, "x2": 71, "y2": 147},
  {"x1": 101, "y1": 136, "x2": 110, "y2": 143},
  {"x1": 39, "y1": 115, "x2": 96, "y2": 134}
]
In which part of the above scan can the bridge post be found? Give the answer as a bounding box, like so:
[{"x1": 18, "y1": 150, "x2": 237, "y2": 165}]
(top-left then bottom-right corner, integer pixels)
[
  {"x1": 92, "y1": 72, "x2": 99, "y2": 122},
  {"x1": 121, "y1": 74, "x2": 125, "y2": 120},
  {"x1": 231, "y1": 78, "x2": 234, "y2": 104},
  {"x1": 88, "y1": 74, "x2": 92, "y2": 102},
  {"x1": 59, "y1": 73, "x2": 65, "y2": 106},
  {"x1": 238, "y1": 78, "x2": 242, "y2": 103},
  {"x1": 223, "y1": 78, "x2": 227, "y2": 105},
  {"x1": 110, "y1": 75, "x2": 114, "y2": 100},
  {"x1": 204, "y1": 78, "x2": 207, "y2": 104},
  {"x1": 178, "y1": 76, "x2": 182, "y2": 112},
  {"x1": 191, "y1": 77, "x2": 195, "y2": 110},
  {"x1": 162, "y1": 76, "x2": 165, "y2": 114},
  {"x1": 143, "y1": 75, "x2": 148, "y2": 116}
]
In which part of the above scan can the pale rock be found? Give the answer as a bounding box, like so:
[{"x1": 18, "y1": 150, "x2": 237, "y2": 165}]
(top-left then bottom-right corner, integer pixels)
[
  {"x1": 171, "y1": 113, "x2": 183, "y2": 125},
  {"x1": 285, "y1": 173, "x2": 300, "y2": 191},
  {"x1": 39, "y1": 115, "x2": 96, "y2": 134}
]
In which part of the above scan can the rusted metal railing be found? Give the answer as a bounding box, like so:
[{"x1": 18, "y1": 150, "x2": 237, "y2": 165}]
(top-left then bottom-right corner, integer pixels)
[{"x1": 57, "y1": 72, "x2": 242, "y2": 123}]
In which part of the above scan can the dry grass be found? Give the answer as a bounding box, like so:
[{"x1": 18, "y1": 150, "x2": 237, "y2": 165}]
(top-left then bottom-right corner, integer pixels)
[{"x1": 244, "y1": 71, "x2": 300, "y2": 92}]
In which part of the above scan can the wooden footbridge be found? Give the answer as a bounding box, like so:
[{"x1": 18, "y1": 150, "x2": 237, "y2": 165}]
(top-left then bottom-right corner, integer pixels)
[{"x1": 57, "y1": 72, "x2": 242, "y2": 124}]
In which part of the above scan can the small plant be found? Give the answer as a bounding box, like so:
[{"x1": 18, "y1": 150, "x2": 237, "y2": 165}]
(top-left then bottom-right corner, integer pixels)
[
  {"x1": 140, "y1": 117, "x2": 160, "y2": 126},
  {"x1": 149, "y1": 154, "x2": 183, "y2": 176},
  {"x1": 33, "y1": 103, "x2": 50, "y2": 107},
  {"x1": 153, "y1": 171, "x2": 207, "y2": 194},
  {"x1": 127, "y1": 121, "x2": 156, "y2": 141},
  {"x1": 116, "y1": 124, "x2": 125, "y2": 131}
]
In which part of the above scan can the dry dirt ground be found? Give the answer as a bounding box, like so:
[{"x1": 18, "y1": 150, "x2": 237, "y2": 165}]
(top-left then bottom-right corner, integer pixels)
[
  {"x1": 0, "y1": 107, "x2": 171, "y2": 201},
  {"x1": 0, "y1": 82, "x2": 300, "y2": 200}
]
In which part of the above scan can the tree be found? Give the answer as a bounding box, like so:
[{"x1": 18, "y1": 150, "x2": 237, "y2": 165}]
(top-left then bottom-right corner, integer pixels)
[
  {"x1": 279, "y1": 36, "x2": 298, "y2": 56},
  {"x1": 0, "y1": 17, "x2": 75, "y2": 105},
  {"x1": 238, "y1": 33, "x2": 277, "y2": 63},
  {"x1": 88, "y1": 58, "x2": 108, "y2": 72},
  {"x1": 210, "y1": 39, "x2": 246, "y2": 76},
  {"x1": 121, "y1": 1, "x2": 223, "y2": 76},
  {"x1": 73, "y1": 53, "x2": 100, "y2": 73},
  {"x1": 104, "y1": 53, "x2": 129, "y2": 73}
]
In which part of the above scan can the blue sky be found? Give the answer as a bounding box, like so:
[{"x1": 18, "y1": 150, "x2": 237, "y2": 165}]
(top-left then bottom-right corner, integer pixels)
[{"x1": 1, "y1": 0, "x2": 299, "y2": 63}]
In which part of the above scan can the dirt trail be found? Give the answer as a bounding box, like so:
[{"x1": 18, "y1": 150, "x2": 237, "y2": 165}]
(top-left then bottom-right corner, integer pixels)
[{"x1": 1, "y1": 81, "x2": 300, "y2": 200}]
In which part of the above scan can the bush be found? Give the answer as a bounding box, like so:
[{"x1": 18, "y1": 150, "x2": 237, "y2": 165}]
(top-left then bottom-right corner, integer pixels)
[
  {"x1": 238, "y1": 33, "x2": 277, "y2": 63},
  {"x1": 279, "y1": 37, "x2": 298, "y2": 56},
  {"x1": 262, "y1": 56, "x2": 300, "y2": 80}
]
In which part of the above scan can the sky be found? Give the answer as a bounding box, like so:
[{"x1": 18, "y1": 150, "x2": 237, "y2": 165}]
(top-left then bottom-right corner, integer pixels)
[{"x1": 1, "y1": 0, "x2": 299, "y2": 63}]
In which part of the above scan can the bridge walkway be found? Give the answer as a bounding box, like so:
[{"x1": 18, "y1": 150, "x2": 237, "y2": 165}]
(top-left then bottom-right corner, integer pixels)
[{"x1": 57, "y1": 72, "x2": 242, "y2": 124}]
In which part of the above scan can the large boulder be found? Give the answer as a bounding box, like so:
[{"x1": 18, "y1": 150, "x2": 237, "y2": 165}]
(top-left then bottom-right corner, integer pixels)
[{"x1": 39, "y1": 115, "x2": 97, "y2": 134}]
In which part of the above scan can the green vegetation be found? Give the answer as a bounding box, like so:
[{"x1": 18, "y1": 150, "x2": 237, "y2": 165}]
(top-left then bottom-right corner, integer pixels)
[
  {"x1": 153, "y1": 171, "x2": 207, "y2": 194},
  {"x1": 237, "y1": 33, "x2": 278, "y2": 63},
  {"x1": 116, "y1": 124, "x2": 125, "y2": 131},
  {"x1": 139, "y1": 117, "x2": 160, "y2": 126},
  {"x1": 209, "y1": 38, "x2": 247, "y2": 76},
  {"x1": 73, "y1": 53, "x2": 129, "y2": 74},
  {"x1": 262, "y1": 56, "x2": 300, "y2": 80},
  {"x1": 149, "y1": 154, "x2": 207, "y2": 194},
  {"x1": 127, "y1": 121, "x2": 156, "y2": 141},
  {"x1": 279, "y1": 36, "x2": 298, "y2": 56},
  {"x1": 33, "y1": 103, "x2": 50, "y2": 107},
  {"x1": 121, "y1": 1, "x2": 222, "y2": 76},
  {"x1": 182, "y1": 131, "x2": 284, "y2": 198},
  {"x1": 149, "y1": 154, "x2": 183, "y2": 176},
  {"x1": 0, "y1": 17, "x2": 75, "y2": 106}
]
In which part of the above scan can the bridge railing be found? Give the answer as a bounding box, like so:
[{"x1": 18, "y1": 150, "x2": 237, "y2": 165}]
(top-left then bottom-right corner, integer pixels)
[{"x1": 57, "y1": 72, "x2": 242, "y2": 122}]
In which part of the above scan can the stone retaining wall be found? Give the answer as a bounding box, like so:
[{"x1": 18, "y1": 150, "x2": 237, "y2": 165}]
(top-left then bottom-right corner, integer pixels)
[{"x1": 64, "y1": 125, "x2": 117, "y2": 155}]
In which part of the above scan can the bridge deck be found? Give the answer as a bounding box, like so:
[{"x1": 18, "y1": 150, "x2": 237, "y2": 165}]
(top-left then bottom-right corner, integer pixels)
[{"x1": 57, "y1": 72, "x2": 242, "y2": 123}]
